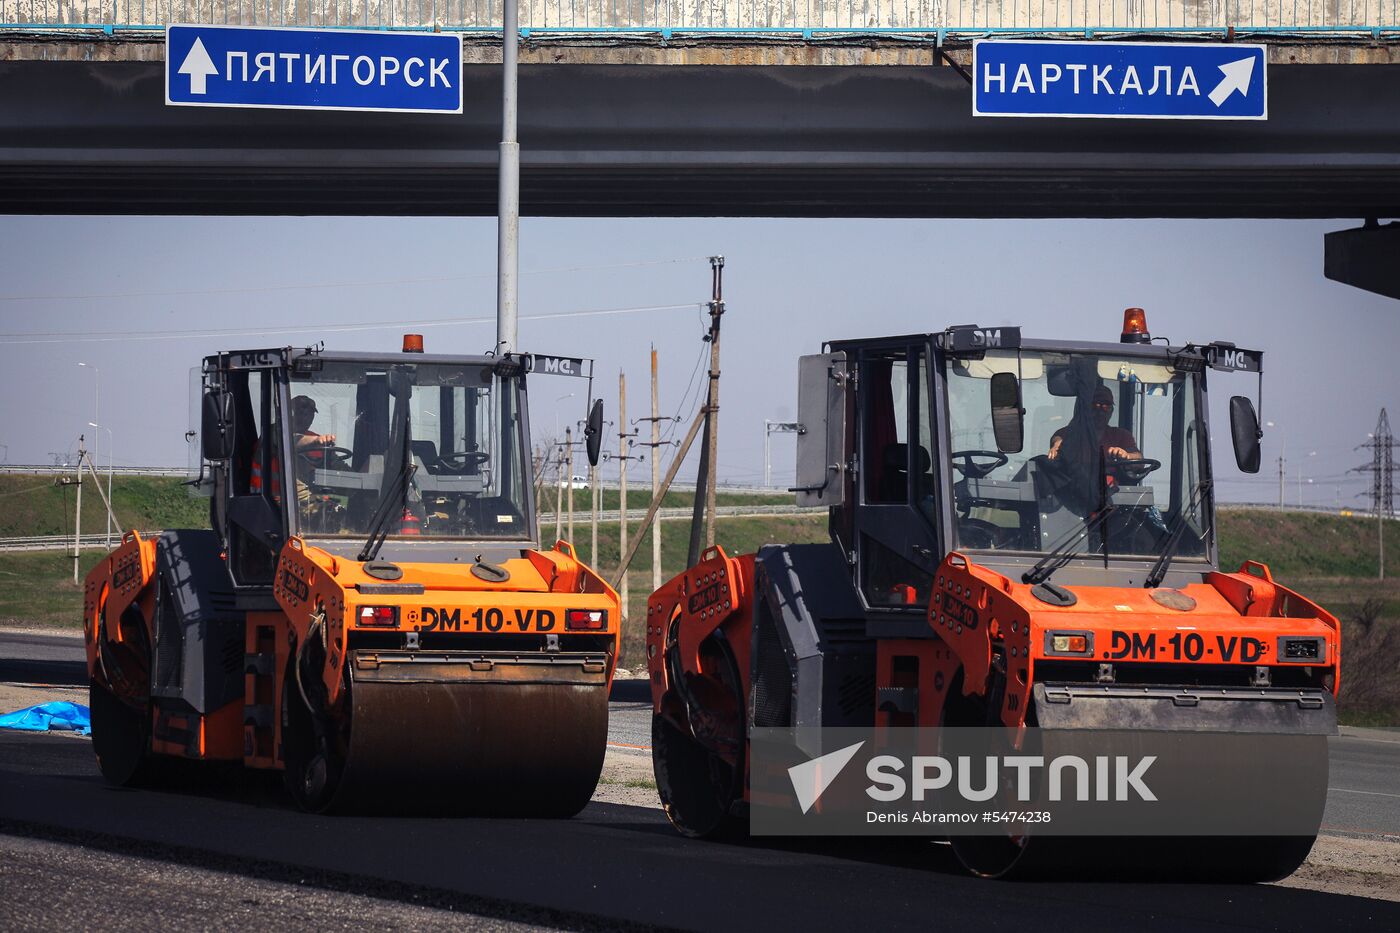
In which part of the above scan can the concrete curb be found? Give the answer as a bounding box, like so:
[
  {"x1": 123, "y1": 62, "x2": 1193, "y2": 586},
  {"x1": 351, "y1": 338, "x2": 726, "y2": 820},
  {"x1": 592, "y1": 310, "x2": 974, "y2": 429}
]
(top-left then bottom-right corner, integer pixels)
[{"x1": 1339, "y1": 725, "x2": 1400, "y2": 744}]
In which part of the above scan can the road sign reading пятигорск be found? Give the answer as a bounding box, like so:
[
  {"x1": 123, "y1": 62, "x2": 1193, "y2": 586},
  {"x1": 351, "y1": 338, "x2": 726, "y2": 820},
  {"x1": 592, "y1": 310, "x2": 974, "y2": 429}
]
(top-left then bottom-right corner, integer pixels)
[
  {"x1": 166, "y1": 25, "x2": 462, "y2": 114},
  {"x1": 973, "y1": 40, "x2": 1266, "y2": 121}
]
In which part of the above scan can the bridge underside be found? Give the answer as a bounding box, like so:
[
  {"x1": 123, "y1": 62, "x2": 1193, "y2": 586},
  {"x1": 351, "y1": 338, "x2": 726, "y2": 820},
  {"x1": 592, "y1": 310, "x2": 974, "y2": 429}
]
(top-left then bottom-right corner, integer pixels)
[{"x1": 1, "y1": 59, "x2": 1399, "y2": 219}]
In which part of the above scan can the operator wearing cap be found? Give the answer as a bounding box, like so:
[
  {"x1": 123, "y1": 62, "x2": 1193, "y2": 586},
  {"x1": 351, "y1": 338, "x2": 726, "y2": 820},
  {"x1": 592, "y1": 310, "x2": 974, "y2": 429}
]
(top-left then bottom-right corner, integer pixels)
[
  {"x1": 1047, "y1": 384, "x2": 1142, "y2": 464},
  {"x1": 250, "y1": 395, "x2": 336, "y2": 499}
]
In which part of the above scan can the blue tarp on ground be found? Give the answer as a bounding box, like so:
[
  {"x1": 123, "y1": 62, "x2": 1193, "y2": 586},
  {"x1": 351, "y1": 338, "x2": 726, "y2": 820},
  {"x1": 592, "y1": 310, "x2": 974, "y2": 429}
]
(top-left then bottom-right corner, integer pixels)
[{"x1": 0, "y1": 701, "x2": 90, "y2": 735}]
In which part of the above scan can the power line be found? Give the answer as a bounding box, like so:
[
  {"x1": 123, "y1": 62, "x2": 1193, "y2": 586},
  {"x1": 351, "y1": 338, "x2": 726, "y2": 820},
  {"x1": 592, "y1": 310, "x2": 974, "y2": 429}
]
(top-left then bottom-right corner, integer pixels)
[
  {"x1": 0, "y1": 256, "x2": 713, "y2": 304},
  {"x1": 0, "y1": 303, "x2": 702, "y2": 345}
]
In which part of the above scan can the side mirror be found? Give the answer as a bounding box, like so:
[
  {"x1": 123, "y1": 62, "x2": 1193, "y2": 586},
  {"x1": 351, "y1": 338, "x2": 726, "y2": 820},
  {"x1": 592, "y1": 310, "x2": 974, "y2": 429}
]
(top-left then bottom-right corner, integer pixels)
[
  {"x1": 585, "y1": 399, "x2": 604, "y2": 467},
  {"x1": 201, "y1": 390, "x2": 234, "y2": 461},
  {"x1": 1229, "y1": 396, "x2": 1262, "y2": 474},
  {"x1": 990, "y1": 372, "x2": 1024, "y2": 453}
]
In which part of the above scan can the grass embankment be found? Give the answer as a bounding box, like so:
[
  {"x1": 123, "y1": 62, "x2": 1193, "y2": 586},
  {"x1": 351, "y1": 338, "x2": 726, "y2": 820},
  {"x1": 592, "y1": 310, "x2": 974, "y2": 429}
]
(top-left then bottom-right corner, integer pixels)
[
  {"x1": 0, "y1": 474, "x2": 209, "y2": 628},
  {"x1": 0, "y1": 474, "x2": 209, "y2": 539},
  {"x1": 1219, "y1": 510, "x2": 1400, "y2": 724},
  {"x1": 0, "y1": 474, "x2": 811, "y2": 639},
  {"x1": 2, "y1": 473, "x2": 1394, "y2": 723}
]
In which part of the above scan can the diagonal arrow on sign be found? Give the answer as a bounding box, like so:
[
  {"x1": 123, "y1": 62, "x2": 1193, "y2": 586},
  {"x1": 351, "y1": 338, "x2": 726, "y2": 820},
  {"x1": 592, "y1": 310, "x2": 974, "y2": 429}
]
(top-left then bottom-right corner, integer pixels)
[
  {"x1": 178, "y1": 38, "x2": 219, "y2": 96},
  {"x1": 1208, "y1": 57, "x2": 1256, "y2": 107}
]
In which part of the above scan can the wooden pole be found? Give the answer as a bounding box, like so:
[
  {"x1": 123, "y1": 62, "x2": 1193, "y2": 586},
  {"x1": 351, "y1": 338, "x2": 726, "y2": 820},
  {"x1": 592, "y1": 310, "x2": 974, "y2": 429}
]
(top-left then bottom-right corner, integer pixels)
[
  {"x1": 589, "y1": 460, "x2": 598, "y2": 565},
  {"x1": 554, "y1": 445, "x2": 563, "y2": 543},
  {"x1": 687, "y1": 257, "x2": 726, "y2": 567},
  {"x1": 618, "y1": 370, "x2": 629, "y2": 621},
  {"x1": 565, "y1": 426, "x2": 575, "y2": 543},
  {"x1": 651, "y1": 346, "x2": 662, "y2": 593},
  {"x1": 73, "y1": 437, "x2": 83, "y2": 583},
  {"x1": 83, "y1": 452, "x2": 121, "y2": 538},
  {"x1": 704, "y1": 257, "x2": 725, "y2": 548}
]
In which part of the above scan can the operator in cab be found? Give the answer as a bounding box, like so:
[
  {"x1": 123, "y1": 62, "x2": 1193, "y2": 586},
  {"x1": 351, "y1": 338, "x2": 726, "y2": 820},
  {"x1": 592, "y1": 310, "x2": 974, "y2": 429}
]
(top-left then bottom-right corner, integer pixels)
[
  {"x1": 1047, "y1": 384, "x2": 1142, "y2": 466},
  {"x1": 250, "y1": 395, "x2": 337, "y2": 501}
]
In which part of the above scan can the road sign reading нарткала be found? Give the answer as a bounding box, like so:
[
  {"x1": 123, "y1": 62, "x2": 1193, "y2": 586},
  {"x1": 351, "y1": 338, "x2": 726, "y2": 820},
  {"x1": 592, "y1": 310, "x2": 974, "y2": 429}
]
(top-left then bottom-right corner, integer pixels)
[
  {"x1": 973, "y1": 40, "x2": 1266, "y2": 121},
  {"x1": 166, "y1": 25, "x2": 462, "y2": 114}
]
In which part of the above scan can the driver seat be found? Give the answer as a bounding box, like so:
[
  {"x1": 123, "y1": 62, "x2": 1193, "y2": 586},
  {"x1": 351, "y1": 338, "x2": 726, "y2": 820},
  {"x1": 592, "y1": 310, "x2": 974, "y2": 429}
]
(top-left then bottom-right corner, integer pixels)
[{"x1": 410, "y1": 440, "x2": 440, "y2": 473}]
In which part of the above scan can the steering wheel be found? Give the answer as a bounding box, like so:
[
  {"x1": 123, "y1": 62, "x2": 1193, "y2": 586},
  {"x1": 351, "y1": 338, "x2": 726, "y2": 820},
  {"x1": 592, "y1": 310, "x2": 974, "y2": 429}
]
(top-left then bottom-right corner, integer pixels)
[
  {"x1": 1108, "y1": 455, "x2": 1162, "y2": 483},
  {"x1": 956, "y1": 516, "x2": 1009, "y2": 550},
  {"x1": 301, "y1": 446, "x2": 354, "y2": 470},
  {"x1": 437, "y1": 451, "x2": 491, "y2": 471},
  {"x1": 949, "y1": 450, "x2": 1009, "y2": 480}
]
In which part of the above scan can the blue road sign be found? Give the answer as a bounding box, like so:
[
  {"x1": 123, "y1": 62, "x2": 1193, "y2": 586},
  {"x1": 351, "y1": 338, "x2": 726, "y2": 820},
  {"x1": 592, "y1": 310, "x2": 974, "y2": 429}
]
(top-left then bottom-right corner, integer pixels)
[
  {"x1": 166, "y1": 25, "x2": 463, "y2": 114},
  {"x1": 973, "y1": 40, "x2": 1266, "y2": 121}
]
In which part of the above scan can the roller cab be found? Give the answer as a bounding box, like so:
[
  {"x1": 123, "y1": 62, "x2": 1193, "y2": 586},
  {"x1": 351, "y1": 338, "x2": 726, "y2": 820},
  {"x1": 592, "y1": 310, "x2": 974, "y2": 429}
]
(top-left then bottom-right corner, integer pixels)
[
  {"x1": 649, "y1": 314, "x2": 1339, "y2": 879},
  {"x1": 85, "y1": 338, "x2": 619, "y2": 816}
]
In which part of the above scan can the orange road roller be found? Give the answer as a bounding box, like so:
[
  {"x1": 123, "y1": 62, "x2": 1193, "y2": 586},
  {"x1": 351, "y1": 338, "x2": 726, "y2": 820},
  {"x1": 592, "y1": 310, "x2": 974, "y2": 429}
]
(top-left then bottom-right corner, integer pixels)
[
  {"x1": 648, "y1": 312, "x2": 1339, "y2": 878},
  {"x1": 85, "y1": 338, "x2": 619, "y2": 814}
]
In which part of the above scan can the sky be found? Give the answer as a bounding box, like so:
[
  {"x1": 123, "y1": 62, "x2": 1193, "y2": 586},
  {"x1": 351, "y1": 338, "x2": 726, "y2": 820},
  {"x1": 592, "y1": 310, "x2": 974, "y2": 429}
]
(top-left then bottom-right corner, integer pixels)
[{"x1": 0, "y1": 215, "x2": 1395, "y2": 508}]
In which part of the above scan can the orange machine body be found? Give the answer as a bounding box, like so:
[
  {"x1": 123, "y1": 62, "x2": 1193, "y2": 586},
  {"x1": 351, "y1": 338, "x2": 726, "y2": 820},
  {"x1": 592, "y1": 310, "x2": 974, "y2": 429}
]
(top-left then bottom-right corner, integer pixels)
[
  {"x1": 85, "y1": 533, "x2": 619, "y2": 772},
  {"x1": 648, "y1": 546, "x2": 1339, "y2": 805}
]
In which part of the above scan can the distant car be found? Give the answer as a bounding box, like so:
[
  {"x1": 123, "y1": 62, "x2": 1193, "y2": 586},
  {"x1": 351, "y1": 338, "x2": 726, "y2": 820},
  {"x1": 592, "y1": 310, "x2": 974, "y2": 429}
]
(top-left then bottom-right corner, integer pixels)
[{"x1": 568, "y1": 474, "x2": 589, "y2": 490}]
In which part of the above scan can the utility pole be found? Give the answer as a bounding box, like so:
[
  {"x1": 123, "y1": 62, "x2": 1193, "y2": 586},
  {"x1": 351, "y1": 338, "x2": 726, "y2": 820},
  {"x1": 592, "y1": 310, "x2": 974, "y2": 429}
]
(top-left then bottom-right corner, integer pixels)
[
  {"x1": 576, "y1": 416, "x2": 604, "y2": 566},
  {"x1": 78, "y1": 363, "x2": 107, "y2": 546},
  {"x1": 496, "y1": 0, "x2": 520, "y2": 355},
  {"x1": 532, "y1": 443, "x2": 547, "y2": 541},
  {"x1": 687, "y1": 256, "x2": 726, "y2": 567},
  {"x1": 633, "y1": 348, "x2": 679, "y2": 592},
  {"x1": 614, "y1": 372, "x2": 644, "y2": 623},
  {"x1": 620, "y1": 371, "x2": 627, "y2": 611},
  {"x1": 565, "y1": 426, "x2": 575, "y2": 543},
  {"x1": 554, "y1": 444, "x2": 565, "y2": 543},
  {"x1": 1354, "y1": 408, "x2": 1396, "y2": 580},
  {"x1": 73, "y1": 435, "x2": 84, "y2": 584},
  {"x1": 650, "y1": 349, "x2": 662, "y2": 592},
  {"x1": 590, "y1": 449, "x2": 599, "y2": 566},
  {"x1": 1277, "y1": 454, "x2": 1285, "y2": 511}
]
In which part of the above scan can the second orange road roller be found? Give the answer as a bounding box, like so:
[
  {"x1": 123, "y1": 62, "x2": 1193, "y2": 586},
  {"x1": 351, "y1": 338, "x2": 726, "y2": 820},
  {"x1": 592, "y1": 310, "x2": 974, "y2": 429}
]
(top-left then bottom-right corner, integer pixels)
[
  {"x1": 84, "y1": 336, "x2": 620, "y2": 814},
  {"x1": 647, "y1": 311, "x2": 1340, "y2": 879}
]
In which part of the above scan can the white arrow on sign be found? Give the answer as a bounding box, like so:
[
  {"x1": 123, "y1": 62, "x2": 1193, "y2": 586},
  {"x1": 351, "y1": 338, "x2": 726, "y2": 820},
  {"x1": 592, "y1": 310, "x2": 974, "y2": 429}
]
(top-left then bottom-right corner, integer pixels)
[
  {"x1": 1208, "y1": 57, "x2": 1256, "y2": 108},
  {"x1": 178, "y1": 38, "x2": 219, "y2": 96}
]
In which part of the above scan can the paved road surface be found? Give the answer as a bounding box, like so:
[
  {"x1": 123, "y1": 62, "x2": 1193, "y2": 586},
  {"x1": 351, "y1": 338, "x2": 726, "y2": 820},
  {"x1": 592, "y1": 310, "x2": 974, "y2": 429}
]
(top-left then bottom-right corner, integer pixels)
[
  {"x1": 4, "y1": 630, "x2": 1399, "y2": 931},
  {"x1": 6, "y1": 632, "x2": 1394, "y2": 839},
  {"x1": 6, "y1": 730, "x2": 1400, "y2": 931}
]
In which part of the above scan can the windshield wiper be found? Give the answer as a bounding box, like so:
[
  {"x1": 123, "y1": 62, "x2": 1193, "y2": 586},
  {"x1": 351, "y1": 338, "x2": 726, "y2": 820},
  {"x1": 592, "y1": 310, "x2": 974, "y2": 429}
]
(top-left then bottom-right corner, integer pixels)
[
  {"x1": 1025, "y1": 445, "x2": 1115, "y2": 588},
  {"x1": 1022, "y1": 503, "x2": 1116, "y2": 586},
  {"x1": 357, "y1": 460, "x2": 416, "y2": 563},
  {"x1": 358, "y1": 371, "x2": 415, "y2": 563},
  {"x1": 1144, "y1": 480, "x2": 1211, "y2": 589}
]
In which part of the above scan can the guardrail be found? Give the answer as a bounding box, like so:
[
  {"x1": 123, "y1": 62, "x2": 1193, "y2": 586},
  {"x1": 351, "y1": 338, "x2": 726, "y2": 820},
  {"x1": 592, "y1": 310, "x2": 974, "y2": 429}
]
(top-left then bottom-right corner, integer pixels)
[
  {"x1": 1218, "y1": 502, "x2": 1399, "y2": 520},
  {"x1": 2, "y1": 504, "x2": 1389, "y2": 551},
  {"x1": 539, "y1": 502, "x2": 815, "y2": 523},
  {"x1": 2, "y1": 1, "x2": 1396, "y2": 36},
  {"x1": 0, "y1": 465, "x2": 189, "y2": 477},
  {"x1": 0, "y1": 533, "x2": 134, "y2": 552}
]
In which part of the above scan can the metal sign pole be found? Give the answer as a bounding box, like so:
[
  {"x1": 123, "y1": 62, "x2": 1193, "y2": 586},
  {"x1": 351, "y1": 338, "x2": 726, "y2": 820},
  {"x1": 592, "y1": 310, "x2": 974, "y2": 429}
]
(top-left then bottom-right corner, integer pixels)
[{"x1": 496, "y1": 1, "x2": 520, "y2": 356}]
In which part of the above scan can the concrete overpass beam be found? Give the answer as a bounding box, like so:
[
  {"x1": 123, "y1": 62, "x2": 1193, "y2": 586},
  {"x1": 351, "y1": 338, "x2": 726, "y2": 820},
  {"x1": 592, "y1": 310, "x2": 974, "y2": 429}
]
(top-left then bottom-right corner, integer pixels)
[{"x1": 1325, "y1": 220, "x2": 1400, "y2": 300}]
